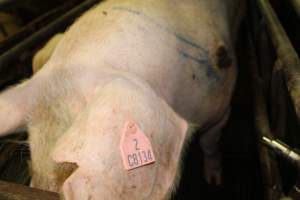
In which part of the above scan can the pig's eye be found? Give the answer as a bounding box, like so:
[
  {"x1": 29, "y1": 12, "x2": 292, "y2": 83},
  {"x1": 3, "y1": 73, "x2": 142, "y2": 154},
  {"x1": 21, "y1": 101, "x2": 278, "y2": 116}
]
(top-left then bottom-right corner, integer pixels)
[{"x1": 54, "y1": 162, "x2": 79, "y2": 187}]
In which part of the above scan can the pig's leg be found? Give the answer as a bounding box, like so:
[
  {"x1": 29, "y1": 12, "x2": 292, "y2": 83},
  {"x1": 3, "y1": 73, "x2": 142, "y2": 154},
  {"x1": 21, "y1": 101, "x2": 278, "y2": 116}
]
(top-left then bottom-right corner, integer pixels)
[
  {"x1": 199, "y1": 109, "x2": 230, "y2": 185},
  {"x1": 0, "y1": 81, "x2": 32, "y2": 136}
]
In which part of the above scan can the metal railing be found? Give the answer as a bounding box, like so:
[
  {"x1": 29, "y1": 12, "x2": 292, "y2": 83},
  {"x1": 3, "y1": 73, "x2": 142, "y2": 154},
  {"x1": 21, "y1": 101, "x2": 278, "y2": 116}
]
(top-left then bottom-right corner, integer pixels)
[{"x1": 253, "y1": 0, "x2": 300, "y2": 199}]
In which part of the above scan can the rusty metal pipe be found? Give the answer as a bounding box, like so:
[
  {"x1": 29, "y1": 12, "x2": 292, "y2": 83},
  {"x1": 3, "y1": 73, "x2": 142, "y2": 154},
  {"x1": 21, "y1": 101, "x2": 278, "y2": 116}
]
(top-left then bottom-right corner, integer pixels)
[{"x1": 257, "y1": 0, "x2": 300, "y2": 123}]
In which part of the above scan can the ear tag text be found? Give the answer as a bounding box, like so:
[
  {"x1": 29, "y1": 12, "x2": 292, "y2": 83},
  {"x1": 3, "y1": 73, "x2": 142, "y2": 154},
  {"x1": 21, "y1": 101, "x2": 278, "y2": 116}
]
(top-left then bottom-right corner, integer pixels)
[{"x1": 120, "y1": 121, "x2": 155, "y2": 170}]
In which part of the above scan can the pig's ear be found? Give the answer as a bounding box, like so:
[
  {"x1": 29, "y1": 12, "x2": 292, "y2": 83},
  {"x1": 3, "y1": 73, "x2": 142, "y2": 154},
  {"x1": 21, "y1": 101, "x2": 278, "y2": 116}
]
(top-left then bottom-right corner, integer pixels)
[
  {"x1": 173, "y1": 112, "x2": 189, "y2": 140},
  {"x1": 0, "y1": 81, "x2": 34, "y2": 136}
]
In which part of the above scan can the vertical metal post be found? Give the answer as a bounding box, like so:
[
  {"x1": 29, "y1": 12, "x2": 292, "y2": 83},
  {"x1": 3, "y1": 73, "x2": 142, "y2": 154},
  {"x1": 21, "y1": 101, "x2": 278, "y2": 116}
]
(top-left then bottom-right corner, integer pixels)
[{"x1": 257, "y1": 0, "x2": 300, "y2": 123}]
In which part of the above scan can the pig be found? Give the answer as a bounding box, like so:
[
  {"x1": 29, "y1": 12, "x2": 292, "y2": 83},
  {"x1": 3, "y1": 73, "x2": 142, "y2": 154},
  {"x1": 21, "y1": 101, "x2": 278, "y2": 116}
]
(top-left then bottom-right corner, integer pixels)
[
  {"x1": 32, "y1": 33, "x2": 64, "y2": 73},
  {"x1": 0, "y1": 0, "x2": 244, "y2": 199}
]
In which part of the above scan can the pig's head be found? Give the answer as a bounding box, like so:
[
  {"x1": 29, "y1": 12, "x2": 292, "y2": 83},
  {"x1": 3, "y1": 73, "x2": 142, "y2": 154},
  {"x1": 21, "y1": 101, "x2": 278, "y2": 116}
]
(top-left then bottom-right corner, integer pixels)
[{"x1": 51, "y1": 78, "x2": 188, "y2": 200}]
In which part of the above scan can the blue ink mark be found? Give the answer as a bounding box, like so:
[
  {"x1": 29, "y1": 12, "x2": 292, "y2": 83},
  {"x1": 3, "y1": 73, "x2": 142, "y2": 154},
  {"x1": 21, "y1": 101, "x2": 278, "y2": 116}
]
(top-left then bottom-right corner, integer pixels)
[
  {"x1": 179, "y1": 51, "x2": 221, "y2": 81},
  {"x1": 206, "y1": 66, "x2": 221, "y2": 81},
  {"x1": 112, "y1": 6, "x2": 220, "y2": 81},
  {"x1": 112, "y1": 6, "x2": 141, "y2": 15},
  {"x1": 179, "y1": 51, "x2": 208, "y2": 65},
  {"x1": 175, "y1": 34, "x2": 208, "y2": 54},
  {"x1": 112, "y1": 6, "x2": 207, "y2": 54}
]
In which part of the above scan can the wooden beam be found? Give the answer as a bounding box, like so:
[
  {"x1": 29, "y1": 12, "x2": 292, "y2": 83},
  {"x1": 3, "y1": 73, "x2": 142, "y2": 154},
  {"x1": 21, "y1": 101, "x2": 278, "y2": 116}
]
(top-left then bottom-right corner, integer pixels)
[{"x1": 0, "y1": 181, "x2": 59, "y2": 200}]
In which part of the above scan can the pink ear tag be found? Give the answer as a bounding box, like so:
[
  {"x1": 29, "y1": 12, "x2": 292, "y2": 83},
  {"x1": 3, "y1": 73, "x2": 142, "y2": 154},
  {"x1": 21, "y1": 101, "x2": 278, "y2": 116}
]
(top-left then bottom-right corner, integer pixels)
[{"x1": 120, "y1": 121, "x2": 156, "y2": 170}]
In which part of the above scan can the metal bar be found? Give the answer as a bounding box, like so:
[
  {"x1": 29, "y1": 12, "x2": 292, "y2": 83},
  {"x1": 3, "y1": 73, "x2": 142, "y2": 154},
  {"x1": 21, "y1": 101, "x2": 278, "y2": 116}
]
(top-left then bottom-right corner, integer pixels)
[
  {"x1": 252, "y1": 64, "x2": 283, "y2": 200},
  {"x1": 262, "y1": 136, "x2": 300, "y2": 169},
  {"x1": 270, "y1": 60, "x2": 287, "y2": 140},
  {"x1": 0, "y1": 0, "x2": 101, "y2": 70},
  {"x1": 262, "y1": 136, "x2": 300, "y2": 199},
  {"x1": 257, "y1": 0, "x2": 300, "y2": 123},
  {"x1": 0, "y1": 180, "x2": 59, "y2": 200},
  {"x1": 0, "y1": 0, "x2": 18, "y2": 10},
  {"x1": 289, "y1": 0, "x2": 300, "y2": 18},
  {"x1": 0, "y1": 1, "x2": 80, "y2": 54},
  {"x1": 246, "y1": 20, "x2": 283, "y2": 199}
]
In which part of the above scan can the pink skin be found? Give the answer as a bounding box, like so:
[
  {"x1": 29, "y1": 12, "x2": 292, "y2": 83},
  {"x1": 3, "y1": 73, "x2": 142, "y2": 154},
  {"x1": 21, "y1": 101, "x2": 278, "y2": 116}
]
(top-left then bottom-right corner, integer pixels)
[
  {"x1": 0, "y1": 0, "x2": 245, "y2": 199},
  {"x1": 51, "y1": 78, "x2": 188, "y2": 199}
]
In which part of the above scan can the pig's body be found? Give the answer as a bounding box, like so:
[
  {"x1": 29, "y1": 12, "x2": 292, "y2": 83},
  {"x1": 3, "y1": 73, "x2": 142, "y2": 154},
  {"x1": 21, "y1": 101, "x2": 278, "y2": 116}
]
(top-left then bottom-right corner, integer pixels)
[
  {"x1": 46, "y1": 0, "x2": 236, "y2": 125},
  {"x1": 32, "y1": 33, "x2": 63, "y2": 73},
  {"x1": 0, "y1": 0, "x2": 244, "y2": 199}
]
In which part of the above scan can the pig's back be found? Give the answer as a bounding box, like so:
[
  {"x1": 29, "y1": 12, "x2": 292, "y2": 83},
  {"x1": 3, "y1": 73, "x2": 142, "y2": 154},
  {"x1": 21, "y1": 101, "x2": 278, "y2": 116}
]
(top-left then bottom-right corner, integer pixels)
[{"x1": 47, "y1": 0, "x2": 238, "y2": 125}]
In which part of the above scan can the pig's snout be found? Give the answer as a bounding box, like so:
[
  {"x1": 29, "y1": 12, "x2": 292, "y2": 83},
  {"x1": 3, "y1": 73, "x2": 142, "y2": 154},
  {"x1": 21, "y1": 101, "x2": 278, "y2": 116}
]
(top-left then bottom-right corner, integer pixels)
[
  {"x1": 54, "y1": 162, "x2": 79, "y2": 191},
  {"x1": 51, "y1": 136, "x2": 87, "y2": 199},
  {"x1": 60, "y1": 168, "x2": 92, "y2": 200},
  {"x1": 52, "y1": 154, "x2": 91, "y2": 200}
]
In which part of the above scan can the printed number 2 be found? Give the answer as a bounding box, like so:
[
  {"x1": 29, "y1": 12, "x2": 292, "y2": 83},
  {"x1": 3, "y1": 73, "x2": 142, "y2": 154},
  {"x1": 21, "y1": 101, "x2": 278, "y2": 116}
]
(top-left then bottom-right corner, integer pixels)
[{"x1": 133, "y1": 139, "x2": 140, "y2": 151}]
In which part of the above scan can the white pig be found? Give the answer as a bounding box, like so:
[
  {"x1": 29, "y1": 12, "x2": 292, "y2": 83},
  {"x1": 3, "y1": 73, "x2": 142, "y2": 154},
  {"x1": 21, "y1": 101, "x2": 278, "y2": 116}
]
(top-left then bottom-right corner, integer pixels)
[
  {"x1": 0, "y1": 0, "x2": 244, "y2": 199},
  {"x1": 32, "y1": 33, "x2": 64, "y2": 73}
]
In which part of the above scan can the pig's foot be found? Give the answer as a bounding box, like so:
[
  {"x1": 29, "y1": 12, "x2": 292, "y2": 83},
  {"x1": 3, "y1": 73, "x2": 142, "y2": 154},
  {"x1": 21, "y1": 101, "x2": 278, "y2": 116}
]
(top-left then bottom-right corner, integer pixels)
[
  {"x1": 203, "y1": 150, "x2": 222, "y2": 185},
  {"x1": 199, "y1": 109, "x2": 230, "y2": 185}
]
